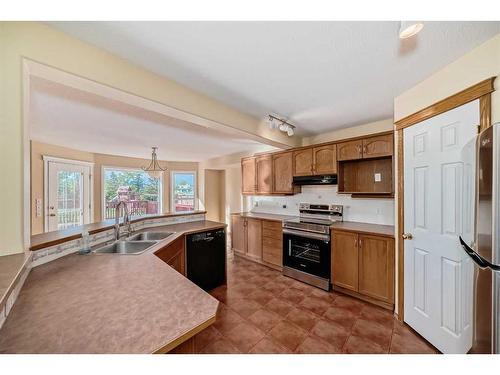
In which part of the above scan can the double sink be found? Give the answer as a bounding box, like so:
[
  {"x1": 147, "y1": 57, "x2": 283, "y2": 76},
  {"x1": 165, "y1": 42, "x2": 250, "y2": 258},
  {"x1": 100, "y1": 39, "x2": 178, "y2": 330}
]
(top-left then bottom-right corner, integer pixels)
[{"x1": 93, "y1": 231, "x2": 174, "y2": 255}]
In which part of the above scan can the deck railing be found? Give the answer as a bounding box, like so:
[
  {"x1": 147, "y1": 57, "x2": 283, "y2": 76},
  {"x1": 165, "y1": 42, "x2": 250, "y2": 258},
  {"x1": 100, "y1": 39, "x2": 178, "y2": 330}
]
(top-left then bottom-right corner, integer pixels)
[{"x1": 105, "y1": 200, "x2": 158, "y2": 219}]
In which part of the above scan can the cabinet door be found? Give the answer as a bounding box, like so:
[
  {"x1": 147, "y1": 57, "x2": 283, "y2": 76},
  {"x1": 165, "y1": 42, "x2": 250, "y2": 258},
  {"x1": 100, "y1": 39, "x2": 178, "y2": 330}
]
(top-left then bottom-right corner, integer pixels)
[
  {"x1": 256, "y1": 155, "x2": 273, "y2": 194},
  {"x1": 246, "y1": 218, "x2": 262, "y2": 260},
  {"x1": 167, "y1": 249, "x2": 186, "y2": 276},
  {"x1": 231, "y1": 215, "x2": 247, "y2": 255},
  {"x1": 313, "y1": 144, "x2": 337, "y2": 174},
  {"x1": 332, "y1": 230, "x2": 359, "y2": 291},
  {"x1": 362, "y1": 134, "x2": 393, "y2": 159},
  {"x1": 337, "y1": 140, "x2": 363, "y2": 161},
  {"x1": 358, "y1": 234, "x2": 394, "y2": 304},
  {"x1": 262, "y1": 220, "x2": 282, "y2": 267},
  {"x1": 272, "y1": 152, "x2": 294, "y2": 194},
  {"x1": 293, "y1": 148, "x2": 313, "y2": 176},
  {"x1": 241, "y1": 157, "x2": 257, "y2": 194}
]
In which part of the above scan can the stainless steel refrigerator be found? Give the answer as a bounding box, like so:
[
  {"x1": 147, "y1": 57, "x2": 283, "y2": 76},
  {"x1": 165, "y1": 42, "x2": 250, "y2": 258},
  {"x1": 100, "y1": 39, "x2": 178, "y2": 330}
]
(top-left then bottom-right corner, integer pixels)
[{"x1": 460, "y1": 122, "x2": 500, "y2": 354}]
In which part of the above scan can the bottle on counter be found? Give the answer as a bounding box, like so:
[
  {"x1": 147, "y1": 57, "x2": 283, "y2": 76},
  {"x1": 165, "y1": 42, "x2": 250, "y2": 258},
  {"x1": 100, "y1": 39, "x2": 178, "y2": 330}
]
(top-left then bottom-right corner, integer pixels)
[{"x1": 78, "y1": 229, "x2": 92, "y2": 255}]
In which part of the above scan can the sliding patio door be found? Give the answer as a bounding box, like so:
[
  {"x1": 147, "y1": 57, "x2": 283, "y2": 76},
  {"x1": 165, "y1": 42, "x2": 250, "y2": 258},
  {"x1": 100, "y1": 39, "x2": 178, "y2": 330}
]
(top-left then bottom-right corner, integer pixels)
[{"x1": 45, "y1": 158, "x2": 92, "y2": 232}]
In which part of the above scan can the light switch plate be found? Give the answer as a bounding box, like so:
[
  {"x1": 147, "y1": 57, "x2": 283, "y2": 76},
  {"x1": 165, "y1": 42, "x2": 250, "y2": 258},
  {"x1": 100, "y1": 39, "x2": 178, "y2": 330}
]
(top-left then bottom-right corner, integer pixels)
[
  {"x1": 374, "y1": 173, "x2": 382, "y2": 182},
  {"x1": 35, "y1": 198, "x2": 42, "y2": 217}
]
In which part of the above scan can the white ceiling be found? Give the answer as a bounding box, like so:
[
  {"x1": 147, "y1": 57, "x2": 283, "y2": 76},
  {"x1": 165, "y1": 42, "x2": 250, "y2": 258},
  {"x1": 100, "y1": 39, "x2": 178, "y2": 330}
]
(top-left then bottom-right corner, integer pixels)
[
  {"x1": 29, "y1": 77, "x2": 271, "y2": 161},
  {"x1": 48, "y1": 21, "x2": 500, "y2": 135}
]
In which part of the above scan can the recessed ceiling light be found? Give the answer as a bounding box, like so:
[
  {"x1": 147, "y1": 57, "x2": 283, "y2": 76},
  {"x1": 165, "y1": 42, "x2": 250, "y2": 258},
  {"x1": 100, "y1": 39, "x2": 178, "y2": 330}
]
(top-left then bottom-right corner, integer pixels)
[{"x1": 399, "y1": 21, "x2": 424, "y2": 39}]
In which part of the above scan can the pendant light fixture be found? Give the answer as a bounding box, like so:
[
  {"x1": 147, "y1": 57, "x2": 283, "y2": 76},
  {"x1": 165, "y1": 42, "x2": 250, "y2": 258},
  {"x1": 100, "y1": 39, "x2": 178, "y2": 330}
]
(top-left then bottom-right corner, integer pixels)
[
  {"x1": 142, "y1": 147, "x2": 166, "y2": 178},
  {"x1": 399, "y1": 21, "x2": 424, "y2": 39}
]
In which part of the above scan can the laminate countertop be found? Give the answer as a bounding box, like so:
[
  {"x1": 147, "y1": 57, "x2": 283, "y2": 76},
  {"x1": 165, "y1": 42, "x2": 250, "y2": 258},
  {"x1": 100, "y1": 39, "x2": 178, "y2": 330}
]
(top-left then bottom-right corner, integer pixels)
[
  {"x1": 330, "y1": 221, "x2": 395, "y2": 238},
  {"x1": 0, "y1": 220, "x2": 225, "y2": 354}
]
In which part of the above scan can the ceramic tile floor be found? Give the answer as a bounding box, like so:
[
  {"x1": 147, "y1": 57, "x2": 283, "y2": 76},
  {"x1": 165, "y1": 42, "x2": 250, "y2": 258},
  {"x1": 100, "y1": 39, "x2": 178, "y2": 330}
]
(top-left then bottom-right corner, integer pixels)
[{"x1": 195, "y1": 256, "x2": 438, "y2": 354}]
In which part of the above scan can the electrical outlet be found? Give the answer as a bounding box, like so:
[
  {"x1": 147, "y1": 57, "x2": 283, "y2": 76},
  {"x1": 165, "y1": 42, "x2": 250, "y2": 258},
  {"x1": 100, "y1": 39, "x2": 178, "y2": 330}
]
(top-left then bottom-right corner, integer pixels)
[
  {"x1": 282, "y1": 204, "x2": 287, "y2": 209},
  {"x1": 374, "y1": 173, "x2": 382, "y2": 182}
]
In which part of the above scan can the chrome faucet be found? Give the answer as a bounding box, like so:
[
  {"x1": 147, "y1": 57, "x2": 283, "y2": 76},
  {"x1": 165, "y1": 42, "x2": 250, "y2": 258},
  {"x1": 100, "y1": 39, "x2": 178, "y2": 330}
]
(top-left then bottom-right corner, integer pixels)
[{"x1": 114, "y1": 201, "x2": 132, "y2": 240}]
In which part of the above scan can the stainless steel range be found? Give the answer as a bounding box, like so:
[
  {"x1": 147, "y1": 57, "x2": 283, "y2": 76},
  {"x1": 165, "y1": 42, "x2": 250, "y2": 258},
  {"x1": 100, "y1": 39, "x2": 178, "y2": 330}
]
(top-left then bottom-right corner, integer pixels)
[{"x1": 282, "y1": 203, "x2": 343, "y2": 290}]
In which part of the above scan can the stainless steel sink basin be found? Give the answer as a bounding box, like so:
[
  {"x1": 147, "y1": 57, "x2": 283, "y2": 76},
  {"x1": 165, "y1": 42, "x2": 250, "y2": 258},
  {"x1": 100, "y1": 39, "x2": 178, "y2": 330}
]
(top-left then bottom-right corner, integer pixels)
[
  {"x1": 127, "y1": 232, "x2": 173, "y2": 241},
  {"x1": 94, "y1": 240, "x2": 157, "y2": 255}
]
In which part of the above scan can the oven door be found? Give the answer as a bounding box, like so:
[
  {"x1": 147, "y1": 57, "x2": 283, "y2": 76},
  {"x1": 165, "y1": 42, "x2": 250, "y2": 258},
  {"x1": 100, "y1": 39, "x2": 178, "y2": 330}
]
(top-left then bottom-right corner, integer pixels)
[{"x1": 283, "y1": 228, "x2": 330, "y2": 279}]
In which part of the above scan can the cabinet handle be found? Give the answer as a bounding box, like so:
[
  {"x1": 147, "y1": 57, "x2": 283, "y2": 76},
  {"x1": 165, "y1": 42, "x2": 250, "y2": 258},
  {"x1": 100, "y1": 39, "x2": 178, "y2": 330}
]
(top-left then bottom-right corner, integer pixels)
[
  {"x1": 363, "y1": 146, "x2": 367, "y2": 154},
  {"x1": 354, "y1": 238, "x2": 358, "y2": 248}
]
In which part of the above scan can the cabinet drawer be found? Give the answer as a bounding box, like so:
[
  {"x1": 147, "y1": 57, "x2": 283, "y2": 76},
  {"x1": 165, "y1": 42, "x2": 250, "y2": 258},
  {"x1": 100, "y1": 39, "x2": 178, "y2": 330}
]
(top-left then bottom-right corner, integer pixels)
[
  {"x1": 263, "y1": 228, "x2": 282, "y2": 240},
  {"x1": 263, "y1": 251, "x2": 282, "y2": 267},
  {"x1": 262, "y1": 220, "x2": 282, "y2": 231},
  {"x1": 262, "y1": 236, "x2": 282, "y2": 249}
]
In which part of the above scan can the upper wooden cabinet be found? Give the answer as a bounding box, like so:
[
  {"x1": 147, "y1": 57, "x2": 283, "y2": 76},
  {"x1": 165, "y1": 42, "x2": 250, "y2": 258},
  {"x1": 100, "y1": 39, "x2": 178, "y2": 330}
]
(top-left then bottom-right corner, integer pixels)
[
  {"x1": 256, "y1": 155, "x2": 273, "y2": 194},
  {"x1": 362, "y1": 134, "x2": 393, "y2": 159},
  {"x1": 337, "y1": 140, "x2": 363, "y2": 161},
  {"x1": 293, "y1": 148, "x2": 313, "y2": 176},
  {"x1": 313, "y1": 144, "x2": 337, "y2": 174},
  {"x1": 272, "y1": 151, "x2": 294, "y2": 194},
  {"x1": 241, "y1": 157, "x2": 257, "y2": 194}
]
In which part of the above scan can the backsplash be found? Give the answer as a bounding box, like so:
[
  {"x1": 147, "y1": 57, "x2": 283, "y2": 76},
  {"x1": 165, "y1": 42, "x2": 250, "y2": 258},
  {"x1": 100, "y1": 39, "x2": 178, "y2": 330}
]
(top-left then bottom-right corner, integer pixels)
[
  {"x1": 31, "y1": 213, "x2": 206, "y2": 267},
  {"x1": 247, "y1": 185, "x2": 394, "y2": 225}
]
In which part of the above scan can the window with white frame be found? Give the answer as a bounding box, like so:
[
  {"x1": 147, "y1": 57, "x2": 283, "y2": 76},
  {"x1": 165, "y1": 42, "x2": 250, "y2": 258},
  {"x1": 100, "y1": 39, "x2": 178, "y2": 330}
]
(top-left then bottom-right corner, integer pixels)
[
  {"x1": 171, "y1": 171, "x2": 197, "y2": 213},
  {"x1": 102, "y1": 167, "x2": 162, "y2": 219}
]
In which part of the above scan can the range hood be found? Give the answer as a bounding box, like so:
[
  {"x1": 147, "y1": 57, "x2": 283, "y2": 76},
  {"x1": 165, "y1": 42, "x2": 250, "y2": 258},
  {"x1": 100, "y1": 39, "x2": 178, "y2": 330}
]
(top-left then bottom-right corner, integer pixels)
[{"x1": 293, "y1": 174, "x2": 337, "y2": 186}]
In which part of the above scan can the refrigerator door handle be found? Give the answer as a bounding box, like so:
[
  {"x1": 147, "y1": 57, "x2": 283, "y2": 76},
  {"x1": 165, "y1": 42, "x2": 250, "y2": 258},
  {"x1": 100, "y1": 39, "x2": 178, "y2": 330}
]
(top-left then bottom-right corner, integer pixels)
[{"x1": 459, "y1": 236, "x2": 500, "y2": 271}]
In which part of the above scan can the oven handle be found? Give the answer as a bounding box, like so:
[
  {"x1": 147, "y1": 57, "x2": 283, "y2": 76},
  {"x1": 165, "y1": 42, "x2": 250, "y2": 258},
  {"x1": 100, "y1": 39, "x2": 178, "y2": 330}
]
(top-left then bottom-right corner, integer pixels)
[{"x1": 283, "y1": 228, "x2": 330, "y2": 242}]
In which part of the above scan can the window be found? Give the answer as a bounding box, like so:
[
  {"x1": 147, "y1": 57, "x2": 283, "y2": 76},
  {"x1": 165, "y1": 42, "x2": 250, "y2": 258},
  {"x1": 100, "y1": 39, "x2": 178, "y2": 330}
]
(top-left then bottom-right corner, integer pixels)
[
  {"x1": 102, "y1": 167, "x2": 162, "y2": 219},
  {"x1": 171, "y1": 171, "x2": 196, "y2": 212}
]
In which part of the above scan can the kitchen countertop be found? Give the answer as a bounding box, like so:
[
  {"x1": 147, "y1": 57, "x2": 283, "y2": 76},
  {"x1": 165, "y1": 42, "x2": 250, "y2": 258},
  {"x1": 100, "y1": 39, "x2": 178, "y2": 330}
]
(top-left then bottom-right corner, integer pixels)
[
  {"x1": 331, "y1": 221, "x2": 395, "y2": 238},
  {"x1": 231, "y1": 212, "x2": 297, "y2": 222},
  {"x1": 232, "y1": 212, "x2": 394, "y2": 238},
  {"x1": 30, "y1": 210, "x2": 207, "y2": 251},
  {"x1": 0, "y1": 220, "x2": 224, "y2": 354},
  {"x1": 0, "y1": 253, "x2": 30, "y2": 305}
]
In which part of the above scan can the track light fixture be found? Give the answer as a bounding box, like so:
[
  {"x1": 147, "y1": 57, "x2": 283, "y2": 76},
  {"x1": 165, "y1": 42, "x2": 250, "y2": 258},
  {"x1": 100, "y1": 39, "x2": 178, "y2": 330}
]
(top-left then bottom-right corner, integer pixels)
[{"x1": 267, "y1": 114, "x2": 295, "y2": 137}]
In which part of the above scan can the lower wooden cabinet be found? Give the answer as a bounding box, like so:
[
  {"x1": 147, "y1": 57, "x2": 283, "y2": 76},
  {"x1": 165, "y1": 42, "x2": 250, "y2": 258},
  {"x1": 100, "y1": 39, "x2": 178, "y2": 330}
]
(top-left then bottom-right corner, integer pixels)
[
  {"x1": 332, "y1": 229, "x2": 394, "y2": 309},
  {"x1": 154, "y1": 236, "x2": 186, "y2": 276},
  {"x1": 231, "y1": 214, "x2": 247, "y2": 255},
  {"x1": 246, "y1": 218, "x2": 262, "y2": 260},
  {"x1": 332, "y1": 231, "x2": 358, "y2": 291},
  {"x1": 262, "y1": 220, "x2": 282, "y2": 267},
  {"x1": 231, "y1": 215, "x2": 283, "y2": 269},
  {"x1": 358, "y1": 234, "x2": 395, "y2": 304}
]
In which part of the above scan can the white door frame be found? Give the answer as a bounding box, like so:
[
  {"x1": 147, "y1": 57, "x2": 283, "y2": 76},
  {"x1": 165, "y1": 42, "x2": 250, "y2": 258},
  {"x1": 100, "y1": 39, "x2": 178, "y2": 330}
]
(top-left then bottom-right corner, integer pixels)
[{"x1": 43, "y1": 156, "x2": 94, "y2": 232}]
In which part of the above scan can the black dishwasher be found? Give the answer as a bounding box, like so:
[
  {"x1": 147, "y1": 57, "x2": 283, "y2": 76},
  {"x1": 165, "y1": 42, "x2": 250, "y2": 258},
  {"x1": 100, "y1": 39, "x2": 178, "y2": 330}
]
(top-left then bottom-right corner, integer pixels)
[{"x1": 186, "y1": 228, "x2": 226, "y2": 291}]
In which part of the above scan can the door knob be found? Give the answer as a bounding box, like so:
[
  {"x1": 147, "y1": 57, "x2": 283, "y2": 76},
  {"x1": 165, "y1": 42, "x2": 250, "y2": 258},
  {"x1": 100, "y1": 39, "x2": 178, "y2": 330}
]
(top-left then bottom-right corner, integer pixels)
[
  {"x1": 49, "y1": 213, "x2": 56, "y2": 217},
  {"x1": 402, "y1": 233, "x2": 413, "y2": 240}
]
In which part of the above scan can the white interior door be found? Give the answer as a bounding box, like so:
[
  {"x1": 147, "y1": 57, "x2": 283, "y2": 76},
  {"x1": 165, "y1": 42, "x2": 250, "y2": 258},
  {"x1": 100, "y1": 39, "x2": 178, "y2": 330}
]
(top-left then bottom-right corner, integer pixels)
[
  {"x1": 46, "y1": 160, "x2": 91, "y2": 232},
  {"x1": 403, "y1": 100, "x2": 478, "y2": 353}
]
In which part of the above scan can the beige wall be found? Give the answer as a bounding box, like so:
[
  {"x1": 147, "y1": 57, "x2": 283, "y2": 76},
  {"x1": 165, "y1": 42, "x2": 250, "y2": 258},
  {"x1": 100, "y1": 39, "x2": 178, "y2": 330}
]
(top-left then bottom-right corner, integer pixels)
[
  {"x1": 30, "y1": 141, "x2": 197, "y2": 235},
  {"x1": 394, "y1": 33, "x2": 500, "y2": 122},
  {"x1": 302, "y1": 118, "x2": 394, "y2": 146},
  {"x1": 204, "y1": 170, "x2": 225, "y2": 222},
  {"x1": 0, "y1": 21, "x2": 297, "y2": 256}
]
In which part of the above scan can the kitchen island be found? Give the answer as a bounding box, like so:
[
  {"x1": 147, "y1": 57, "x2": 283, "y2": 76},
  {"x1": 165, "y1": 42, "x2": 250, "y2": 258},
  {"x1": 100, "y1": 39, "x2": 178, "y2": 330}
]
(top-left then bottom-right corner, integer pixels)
[{"x1": 0, "y1": 220, "x2": 225, "y2": 354}]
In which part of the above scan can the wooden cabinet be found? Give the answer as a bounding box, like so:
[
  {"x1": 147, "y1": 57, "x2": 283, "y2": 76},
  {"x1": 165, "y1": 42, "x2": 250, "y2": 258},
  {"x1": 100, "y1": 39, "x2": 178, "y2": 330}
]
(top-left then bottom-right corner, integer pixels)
[
  {"x1": 256, "y1": 155, "x2": 273, "y2": 194},
  {"x1": 332, "y1": 230, "x2": 359, "y2": 291},
  {"x1": 332, "y1": 229, "x2": 395, "y2": 309},
  {"x1": 246, "y1": 218, "x2": 262, "y2": 260},
  {"x1": 154, "y1": 236, "x2": 186, "y2": 276},
  {"x1": 231, "y1": 214, "x2": 246, "y2": 255},
  {"x1": 362, "y1": 134, "x2": 393, "y2": 159},
  {"x1": 262, "y1": 220, "x2": 282, "y2": 268},
  {"x1": 231, "y1": 215, "x2": 282, "y2": 269},
  {"x1": 272, "y1": 152, "x2": 294, "y2": 194},
  {"x1": 240, "y1": 131, "x2": 394, "y2": 198},
  {"x1": 358, "y1": 234, "x2": 395, "y2": 304},
  {"x1": 312, "y1": 144, "x2": 337, "y2": 174},
  {"x1": 241, "y1": 157, "x2": 257, "y2": 194},
  {"x1": 293, "y1": 148, "x2": 313, "y2": 176},
  {"x1": 337, "y1": 140, "x2": 363, "y2": 161}
]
